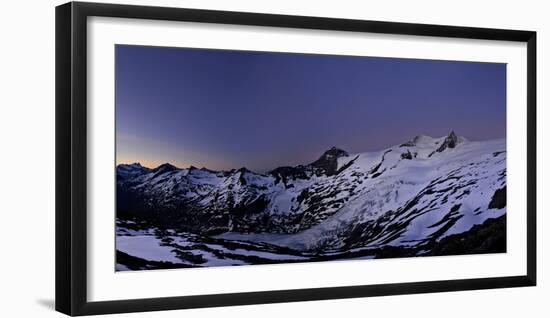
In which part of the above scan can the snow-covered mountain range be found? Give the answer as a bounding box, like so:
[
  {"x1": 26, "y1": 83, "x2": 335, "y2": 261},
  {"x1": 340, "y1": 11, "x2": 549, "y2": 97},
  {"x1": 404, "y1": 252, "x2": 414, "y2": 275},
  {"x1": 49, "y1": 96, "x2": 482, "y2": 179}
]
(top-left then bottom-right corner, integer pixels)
[{"x1": 116, "y1": 132, "x2": 506, "y2": 270}]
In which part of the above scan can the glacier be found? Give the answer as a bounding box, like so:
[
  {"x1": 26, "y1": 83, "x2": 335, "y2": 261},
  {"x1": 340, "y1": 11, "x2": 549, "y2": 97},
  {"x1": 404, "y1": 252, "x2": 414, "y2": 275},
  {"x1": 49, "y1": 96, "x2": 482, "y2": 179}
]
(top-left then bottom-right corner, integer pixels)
[{"x1": 115, "y1": 132, "x2": 506, "y2": 270}]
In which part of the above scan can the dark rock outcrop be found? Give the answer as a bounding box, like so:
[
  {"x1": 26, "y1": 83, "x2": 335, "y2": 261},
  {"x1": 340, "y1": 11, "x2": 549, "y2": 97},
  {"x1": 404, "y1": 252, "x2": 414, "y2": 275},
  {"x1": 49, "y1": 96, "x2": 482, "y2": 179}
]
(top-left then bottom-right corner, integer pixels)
[
  {"x1": 310, "y1": 147, "x2": 349, "y2": 176},
  {"x1": 424, "y1": 215, "x2": 506, "y2": 256},
  {"x1": 488, "y1": 186, "x2": 506, "y2": 209},
  {"x1": 269, "y1": 166, "x2": 309, "y2": 185},
  {"x1": 436, "y1": 131, "x2": 459, "y2": 153},
  {"x1": 401, "y1": 150, "x2": 413, "y2": 160}
]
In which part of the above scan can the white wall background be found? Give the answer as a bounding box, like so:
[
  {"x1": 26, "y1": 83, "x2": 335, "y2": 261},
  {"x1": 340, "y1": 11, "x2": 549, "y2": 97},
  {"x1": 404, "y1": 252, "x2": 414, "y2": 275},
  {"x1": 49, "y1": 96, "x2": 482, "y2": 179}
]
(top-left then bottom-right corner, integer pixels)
[{"x1": 0, "y1": 0, "x2": 547, "y2": 316}]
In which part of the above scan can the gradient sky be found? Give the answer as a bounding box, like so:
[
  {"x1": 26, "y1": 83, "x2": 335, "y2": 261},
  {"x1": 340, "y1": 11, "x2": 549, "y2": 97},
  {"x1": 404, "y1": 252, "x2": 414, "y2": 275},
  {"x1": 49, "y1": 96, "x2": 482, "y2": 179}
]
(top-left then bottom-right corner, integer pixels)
[{"x1": 116, "y1": 45, "x2": 506, "y2": 172}]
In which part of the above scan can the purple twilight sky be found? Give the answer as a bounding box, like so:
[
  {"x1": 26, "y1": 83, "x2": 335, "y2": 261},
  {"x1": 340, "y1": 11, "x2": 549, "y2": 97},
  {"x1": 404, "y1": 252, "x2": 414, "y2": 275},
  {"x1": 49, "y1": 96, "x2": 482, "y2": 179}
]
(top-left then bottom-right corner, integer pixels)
[{"x1": 115, "y1": 45, "x2": 506, "y2": 173}]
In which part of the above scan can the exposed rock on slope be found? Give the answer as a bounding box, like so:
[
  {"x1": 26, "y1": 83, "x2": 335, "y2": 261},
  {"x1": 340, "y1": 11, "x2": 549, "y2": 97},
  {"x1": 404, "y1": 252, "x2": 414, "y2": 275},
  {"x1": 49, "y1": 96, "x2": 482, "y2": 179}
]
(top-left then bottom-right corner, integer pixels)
[{"x1": 117, "y1": 132, "x2": 506, "y2": 255}]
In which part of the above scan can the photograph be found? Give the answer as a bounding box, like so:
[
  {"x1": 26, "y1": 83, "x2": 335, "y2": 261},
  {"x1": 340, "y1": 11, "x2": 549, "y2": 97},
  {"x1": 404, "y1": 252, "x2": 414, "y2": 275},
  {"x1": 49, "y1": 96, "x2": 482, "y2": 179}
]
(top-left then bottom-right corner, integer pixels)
[{"x1": 114, "y1": 45, "x2": 507, "y2": 271}]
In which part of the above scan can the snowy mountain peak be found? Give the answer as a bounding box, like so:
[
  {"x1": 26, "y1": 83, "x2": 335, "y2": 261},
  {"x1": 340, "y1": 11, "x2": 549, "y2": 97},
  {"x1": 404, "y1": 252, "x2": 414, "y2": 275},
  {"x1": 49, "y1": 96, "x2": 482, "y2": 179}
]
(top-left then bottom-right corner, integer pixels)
[
  {"x1": 413, "y1": 134, "x2": 436, "y2": 144},
  {"x1": 400, "y1": 131, "x2": 465, "y2": 149},
  {"x1": 116, "y1": 162, "x2": 151, "y2": 180},
  {"x1": 117, "y1": 162, "x2": 143, "y2": 169},
  {"x1": 400, "y1": 134, "x2": 436, "y2": 147}
]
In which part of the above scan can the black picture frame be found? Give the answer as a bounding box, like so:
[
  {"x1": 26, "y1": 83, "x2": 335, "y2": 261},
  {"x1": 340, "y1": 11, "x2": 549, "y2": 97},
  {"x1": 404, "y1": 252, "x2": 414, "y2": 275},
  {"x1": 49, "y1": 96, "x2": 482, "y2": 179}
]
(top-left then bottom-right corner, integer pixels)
[{"x1": 55, "y1": 1, "x2": 537, "y2": 316}]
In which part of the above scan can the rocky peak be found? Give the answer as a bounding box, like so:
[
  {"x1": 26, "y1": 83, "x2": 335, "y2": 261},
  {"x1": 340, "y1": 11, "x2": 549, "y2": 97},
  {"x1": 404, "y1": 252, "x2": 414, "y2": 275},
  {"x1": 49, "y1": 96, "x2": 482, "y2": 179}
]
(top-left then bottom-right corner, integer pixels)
[
  {"x1": 316, "y1": 147, "x2": 349, "y2": 162},
  {"x1": 436, "y1": 131, "x2": 459, "y2": 152},
  {"x1": 237, "y1": 167, "x2": 252, "y2": 174},
  {"x1": 153, "y1": 163, "x2": 178, "y2": 173},
  {"x1": 447, "y1": 131, "x2": 458, "y2": 145},
  {"x1": 310, "y1": 147, "x2": 349, "y2": 176},
  {"x1": 426, "y1": 131, "x2": 461, "y2": 157}
]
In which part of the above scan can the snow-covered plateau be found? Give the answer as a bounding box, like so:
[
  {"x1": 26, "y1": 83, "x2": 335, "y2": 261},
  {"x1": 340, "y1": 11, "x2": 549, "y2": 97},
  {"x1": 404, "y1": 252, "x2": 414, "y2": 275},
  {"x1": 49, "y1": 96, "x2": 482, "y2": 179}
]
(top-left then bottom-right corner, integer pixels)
[{"x1": 116, "y1": 132, "x2": 506, "y2": 271}]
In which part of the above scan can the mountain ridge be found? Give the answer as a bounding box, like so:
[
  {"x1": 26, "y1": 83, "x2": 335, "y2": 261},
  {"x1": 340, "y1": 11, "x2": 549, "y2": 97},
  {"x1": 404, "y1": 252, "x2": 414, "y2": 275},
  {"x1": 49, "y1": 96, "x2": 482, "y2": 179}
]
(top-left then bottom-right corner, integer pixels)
[
  {"x1": 117, "y1": 131, "x2": 469, "y2": 175},
  {"x1": 116, "y1": 131, "x2": 506, "y2": 255}
]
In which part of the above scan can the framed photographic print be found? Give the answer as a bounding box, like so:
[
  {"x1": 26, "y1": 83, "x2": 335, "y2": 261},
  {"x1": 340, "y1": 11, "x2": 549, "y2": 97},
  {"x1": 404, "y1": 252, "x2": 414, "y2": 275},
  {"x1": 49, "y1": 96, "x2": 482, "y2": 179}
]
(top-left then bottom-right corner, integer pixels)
[{"x1": 55, "y1": 1, "x2": 536, "y2": 316}]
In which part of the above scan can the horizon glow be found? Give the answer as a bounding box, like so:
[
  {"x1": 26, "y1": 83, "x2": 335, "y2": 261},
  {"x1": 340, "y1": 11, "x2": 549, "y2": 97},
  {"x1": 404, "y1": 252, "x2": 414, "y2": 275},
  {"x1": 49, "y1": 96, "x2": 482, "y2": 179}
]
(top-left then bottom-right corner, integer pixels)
[{"x1": 116, "y1": 45, "x2": 506, "y2": 172}]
